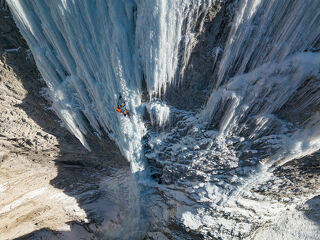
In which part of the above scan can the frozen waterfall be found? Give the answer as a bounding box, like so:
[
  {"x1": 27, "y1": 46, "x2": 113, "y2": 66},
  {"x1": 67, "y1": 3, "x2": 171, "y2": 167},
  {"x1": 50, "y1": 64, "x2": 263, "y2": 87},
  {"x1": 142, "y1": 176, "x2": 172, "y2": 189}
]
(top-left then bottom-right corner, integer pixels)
[{"x1": 6, "y1": 0, "x2": 320, "y2": 239}]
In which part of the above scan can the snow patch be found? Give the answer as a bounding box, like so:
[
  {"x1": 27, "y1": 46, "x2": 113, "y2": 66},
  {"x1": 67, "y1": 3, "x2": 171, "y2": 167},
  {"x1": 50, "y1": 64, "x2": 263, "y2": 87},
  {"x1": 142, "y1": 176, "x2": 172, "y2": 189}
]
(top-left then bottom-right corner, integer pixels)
[{"x1": 181, "y1": 211, "x2": 202, "y2": 230}]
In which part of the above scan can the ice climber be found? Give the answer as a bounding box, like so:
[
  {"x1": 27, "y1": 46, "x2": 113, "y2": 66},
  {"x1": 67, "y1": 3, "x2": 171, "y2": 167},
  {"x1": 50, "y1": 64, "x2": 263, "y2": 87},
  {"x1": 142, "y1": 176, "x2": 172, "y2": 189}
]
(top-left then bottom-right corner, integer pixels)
[{"x1": 116, "y1": 95, "x2": 132, "y2": 117}]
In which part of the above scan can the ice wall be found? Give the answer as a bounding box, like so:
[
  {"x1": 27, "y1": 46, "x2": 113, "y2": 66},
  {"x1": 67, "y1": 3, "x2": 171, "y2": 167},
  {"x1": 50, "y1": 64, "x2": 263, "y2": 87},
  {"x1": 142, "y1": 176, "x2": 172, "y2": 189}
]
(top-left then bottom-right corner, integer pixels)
[
  {"x1": 215, "y1": 0, "x2": 320, "y2": 88},
  {"x1": 7, "y1": 0, "x2": 144, "y2": 170}
]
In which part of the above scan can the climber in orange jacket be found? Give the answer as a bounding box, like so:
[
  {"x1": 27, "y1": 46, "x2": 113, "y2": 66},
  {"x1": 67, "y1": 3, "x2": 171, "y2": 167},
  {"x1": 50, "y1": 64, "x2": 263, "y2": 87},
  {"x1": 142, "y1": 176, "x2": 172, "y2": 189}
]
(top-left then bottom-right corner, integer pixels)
[{"x1": 116, "y1": 95, "x2": 132, "y2": 118}]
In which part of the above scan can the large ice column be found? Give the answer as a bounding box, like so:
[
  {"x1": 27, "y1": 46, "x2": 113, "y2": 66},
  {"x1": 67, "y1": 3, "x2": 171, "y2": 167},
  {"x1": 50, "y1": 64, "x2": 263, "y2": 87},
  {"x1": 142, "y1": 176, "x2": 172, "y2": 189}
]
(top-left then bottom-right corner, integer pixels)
[
  {"x1": 136, "y1": 0, "x2": 215, "y2": 96},
  {"x1": 215, "y1": 0, "x2": 320, "y2": 88},
  {"x1": 202, "y1": 0, "x2": 320, "y2": 127},
  {"x1": 7, "y1": 0, "x2": 145, "y2": 170}
]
